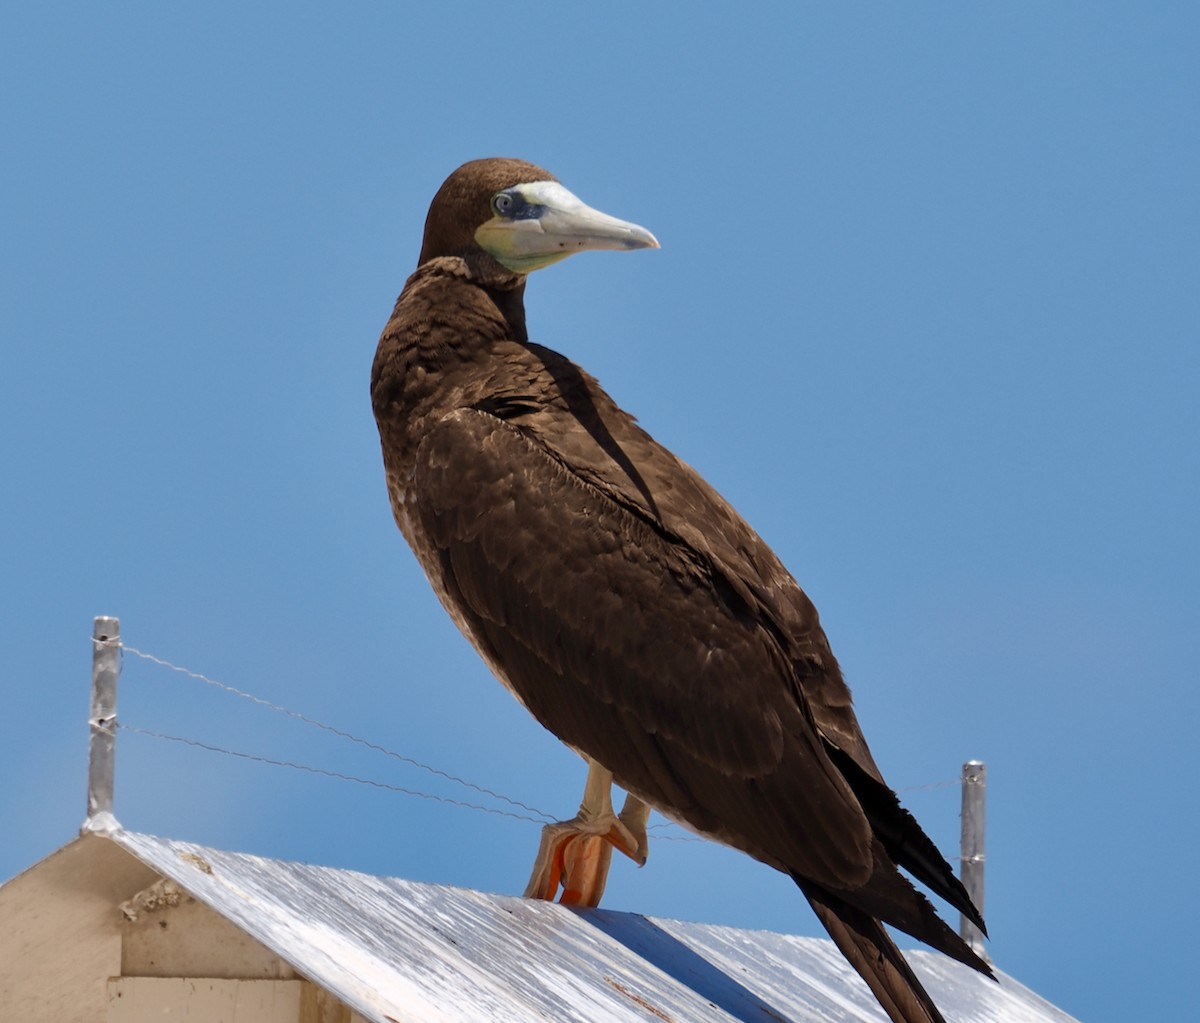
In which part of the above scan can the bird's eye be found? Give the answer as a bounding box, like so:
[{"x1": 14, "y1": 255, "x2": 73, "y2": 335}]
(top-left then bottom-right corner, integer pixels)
[{"x1": 492, "y1": 192, "x2": 515, "y2": 216}]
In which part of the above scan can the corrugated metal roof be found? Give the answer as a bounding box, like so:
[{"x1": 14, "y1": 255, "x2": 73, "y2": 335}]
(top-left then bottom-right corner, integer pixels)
[{"x1": 100, "y1": 828, "x2": 1078, "y2": 1023}]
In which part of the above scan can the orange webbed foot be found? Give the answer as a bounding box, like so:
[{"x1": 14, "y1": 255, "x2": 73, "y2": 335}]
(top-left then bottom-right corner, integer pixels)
[{"x1": 524, "y1": 760, "x2": 650, "y2": 907}]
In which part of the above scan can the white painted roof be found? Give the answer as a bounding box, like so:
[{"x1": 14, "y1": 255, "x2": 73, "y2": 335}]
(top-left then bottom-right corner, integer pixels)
[{"x1": 88, "y1": 828, "x2": 1078, "y2": 1023}]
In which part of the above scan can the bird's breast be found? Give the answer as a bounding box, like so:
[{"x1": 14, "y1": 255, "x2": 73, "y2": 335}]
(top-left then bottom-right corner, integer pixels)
[{"x1": 385, "y1": 463, "x2": 535, "y2": 712}]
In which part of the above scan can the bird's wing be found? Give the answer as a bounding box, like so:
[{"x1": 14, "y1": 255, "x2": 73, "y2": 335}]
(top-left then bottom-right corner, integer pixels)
[
  {"x1": 411, "y1": 402, "x2": 877, "y2": 890},
  {"x1": 484, "y1": 349, "x2": 983, "y2": 932},
  {"x1": 507, "y1": 346, "x2": 889, "y2": 782}
]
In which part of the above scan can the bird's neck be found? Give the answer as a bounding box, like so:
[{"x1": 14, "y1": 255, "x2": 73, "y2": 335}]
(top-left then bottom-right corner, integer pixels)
[
  {"x1": 413, "y1": 254, "x2": 528, "y2": 343},
  {"x1": 484, "y1": 279, "x2": 528, "y2": 343},
  {"x1": 370, "y1": 257, "x2": 530, "y2": 452},
  {"x1": 447, "y1": 251, "x2": 529, "y2": 341}
]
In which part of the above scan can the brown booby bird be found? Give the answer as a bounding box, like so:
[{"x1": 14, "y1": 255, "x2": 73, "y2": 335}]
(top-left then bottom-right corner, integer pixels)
[{"x1": 371, "y1": 158, "x2": 992, "y2": 1023}]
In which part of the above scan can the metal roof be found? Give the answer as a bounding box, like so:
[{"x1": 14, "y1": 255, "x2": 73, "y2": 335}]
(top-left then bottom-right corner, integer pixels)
[{"x1": 75, "y1": 827, "x2": 1079, "y2": 1023}]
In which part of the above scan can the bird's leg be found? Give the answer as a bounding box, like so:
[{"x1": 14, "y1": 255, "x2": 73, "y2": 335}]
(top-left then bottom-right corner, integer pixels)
[{"x1": 524, "y1": 758, "x2": 651, "y2": 908}]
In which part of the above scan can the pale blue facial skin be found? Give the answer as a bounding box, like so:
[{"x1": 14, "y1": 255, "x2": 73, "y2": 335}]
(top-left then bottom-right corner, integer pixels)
[{"x1": 475, "y1": 180, "x2": 660, "y2": 273}]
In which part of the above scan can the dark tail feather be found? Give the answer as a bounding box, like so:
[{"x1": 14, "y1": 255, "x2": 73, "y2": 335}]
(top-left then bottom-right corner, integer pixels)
[
  {"x1": 799, "y1": 881, "x2": 948, "y2": 1023},
  {"x1": 830, "y1": 842, "x2": 994, "y2": 977},
  {"x1": 826, "y1": 745, "x2": 987, "y2": 936}
]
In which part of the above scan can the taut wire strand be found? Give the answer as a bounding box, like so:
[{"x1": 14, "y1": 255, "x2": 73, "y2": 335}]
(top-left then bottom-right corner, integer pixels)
[
  {"x1": 116, "y1": 722, "x2": 699, "y2": 840},
  {"x1": 895, "y1": 778, "x2": 962, "y2": 793},
  {"x1": 117, "y1": 724, "x2": 549, "y2": 825},
  {"x1": 119, "y1": 641, "x2": 553, "y2": 822}
]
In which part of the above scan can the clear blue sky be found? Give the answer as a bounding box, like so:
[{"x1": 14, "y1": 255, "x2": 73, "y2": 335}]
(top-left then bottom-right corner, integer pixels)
[{"x1": 3, "y1": 5, "x2": 1195, "y2": 1020}]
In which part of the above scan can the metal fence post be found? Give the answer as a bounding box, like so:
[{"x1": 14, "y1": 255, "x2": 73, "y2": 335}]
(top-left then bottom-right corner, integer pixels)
[
  {"x1": 85, "y1": 615, "x2": 120, "y2": 832},
  {"x1": 960, "y1": 759, "x2": 988, "y2": 960}
]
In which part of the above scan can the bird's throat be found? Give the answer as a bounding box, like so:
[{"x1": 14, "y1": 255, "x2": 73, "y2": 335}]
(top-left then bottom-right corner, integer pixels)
[{"x1": 484, "y1": 280, "x2": 528, "y2": 343}]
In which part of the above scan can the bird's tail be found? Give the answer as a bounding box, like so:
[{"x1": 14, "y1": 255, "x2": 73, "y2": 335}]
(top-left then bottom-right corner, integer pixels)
[{"x1": 798, "y1": 881, "x2": 949, "y2": 1023}]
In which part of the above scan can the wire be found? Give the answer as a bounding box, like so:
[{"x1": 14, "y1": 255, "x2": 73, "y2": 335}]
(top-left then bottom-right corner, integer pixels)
[
  {"x1": 117, "y1": 723, "x2": 551, "y2": 826},
  {"x1": 118, "y1": 718, "x2": 700, "y2": 841},
  {"x1": 895, "y1": 778, "x2": 962, "y2": 793},
  {"x1": 120, "y1": 642, "x2": 554, "y2": 822},
  {"x1": 116, "y1": 640, "x2": 704, "y2": 839}
]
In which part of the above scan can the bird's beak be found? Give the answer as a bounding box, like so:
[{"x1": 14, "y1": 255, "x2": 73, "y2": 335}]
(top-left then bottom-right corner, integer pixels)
[{"x1": 476, "y1": 180, "x2": 660, "y2": 273}]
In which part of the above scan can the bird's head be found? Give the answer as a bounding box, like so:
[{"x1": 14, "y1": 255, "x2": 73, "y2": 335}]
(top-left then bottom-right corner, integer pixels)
[{"x1": 418, "y1": 158, "x2": 659, "y2": 275}]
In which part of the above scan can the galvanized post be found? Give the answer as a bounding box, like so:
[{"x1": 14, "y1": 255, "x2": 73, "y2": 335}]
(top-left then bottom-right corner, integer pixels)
[
  {"x1": 960, "y1": 759, "x2": 988, "y2": 960},
  {"x1": 84, "y1": 615, "x2": 120, "y2": 832}
]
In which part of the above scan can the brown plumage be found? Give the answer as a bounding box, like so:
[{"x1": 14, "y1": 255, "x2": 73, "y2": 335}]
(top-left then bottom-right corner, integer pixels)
[{"x1": 371, "y1": 157, "x2": 992, "y2": 1023}]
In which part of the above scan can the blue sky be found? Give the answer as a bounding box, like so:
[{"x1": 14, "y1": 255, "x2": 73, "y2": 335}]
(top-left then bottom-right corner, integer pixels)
[{"x1": 2, "y1": 5, "x2": 1196, "y2": 1020}]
